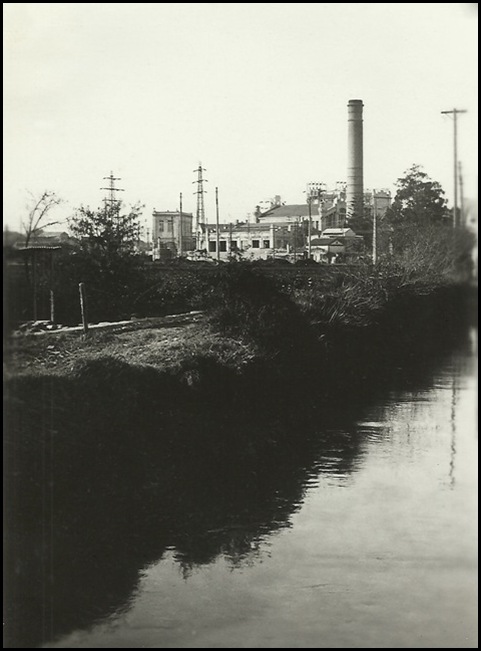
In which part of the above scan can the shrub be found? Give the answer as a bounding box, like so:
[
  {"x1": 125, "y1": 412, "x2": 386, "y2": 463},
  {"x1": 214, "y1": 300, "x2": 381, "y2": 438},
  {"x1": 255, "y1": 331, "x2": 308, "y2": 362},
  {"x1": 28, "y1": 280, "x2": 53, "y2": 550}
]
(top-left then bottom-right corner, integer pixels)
[{"x1": 205, "y1": 263, "x2": 313, "y2": 355}]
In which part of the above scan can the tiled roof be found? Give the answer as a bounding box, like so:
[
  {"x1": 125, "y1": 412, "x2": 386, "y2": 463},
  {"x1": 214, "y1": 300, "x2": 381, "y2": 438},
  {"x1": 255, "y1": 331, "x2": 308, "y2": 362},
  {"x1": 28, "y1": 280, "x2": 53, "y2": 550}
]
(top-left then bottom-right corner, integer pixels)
[
  {"x1": 38, "y1": 231, "x2": 68, "y2": 239},
  {"x1": 322, "y1": 228, "x2": 355, "y2": 236},
  {"x1": 259, "y1": 204, "x2": 315, "y2": 218}
]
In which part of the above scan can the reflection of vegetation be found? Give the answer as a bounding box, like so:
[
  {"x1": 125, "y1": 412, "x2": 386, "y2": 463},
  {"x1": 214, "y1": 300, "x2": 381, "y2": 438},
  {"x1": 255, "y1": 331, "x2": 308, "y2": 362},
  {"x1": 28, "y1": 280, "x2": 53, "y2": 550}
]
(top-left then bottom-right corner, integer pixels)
[{"x1": 4, "y1": 286, "x2": 474, "y2": 648}]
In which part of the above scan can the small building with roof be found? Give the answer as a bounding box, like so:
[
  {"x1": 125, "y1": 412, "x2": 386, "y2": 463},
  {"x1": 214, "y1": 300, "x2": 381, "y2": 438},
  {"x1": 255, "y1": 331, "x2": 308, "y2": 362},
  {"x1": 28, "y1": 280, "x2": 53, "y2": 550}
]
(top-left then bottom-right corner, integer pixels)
[{"x1": 310, "y1": 227, "x2": 364, "y2": 262}]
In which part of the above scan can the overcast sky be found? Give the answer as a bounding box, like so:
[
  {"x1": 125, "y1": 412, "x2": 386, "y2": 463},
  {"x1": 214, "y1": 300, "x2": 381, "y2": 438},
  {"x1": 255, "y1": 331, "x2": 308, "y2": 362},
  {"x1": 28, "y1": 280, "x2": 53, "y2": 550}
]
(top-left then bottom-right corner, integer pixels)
[{"x1": 3, "y1": 3, "x2": 478, "y2": 233}]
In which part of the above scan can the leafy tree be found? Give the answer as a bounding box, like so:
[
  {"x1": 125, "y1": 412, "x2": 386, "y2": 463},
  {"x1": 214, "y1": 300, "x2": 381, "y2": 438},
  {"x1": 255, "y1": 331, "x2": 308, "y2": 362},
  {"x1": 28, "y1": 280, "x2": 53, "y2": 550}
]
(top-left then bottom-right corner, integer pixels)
[
  {"x1": 59, "y1": 200, "x2": 145, "y2": 322},
  {"x1": 346, "y1": 197, "x2": 375, "y2": 244},
  {"x1": 385, "y1": 164, "x2": 450, "y2": 254},
  {"x1": 387, "y1": 164, "x2": 449, "y2": 227},
  {"x1": 69, "y1": 200, "x2": 143, "y2": 258}
]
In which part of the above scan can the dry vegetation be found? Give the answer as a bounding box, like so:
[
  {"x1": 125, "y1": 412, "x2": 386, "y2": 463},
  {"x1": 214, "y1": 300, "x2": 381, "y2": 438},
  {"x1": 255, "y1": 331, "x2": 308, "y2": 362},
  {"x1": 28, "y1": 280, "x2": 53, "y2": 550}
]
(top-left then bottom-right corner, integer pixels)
[{"x1": 3, "y1": 315, "x2": 257, "y2": 380}]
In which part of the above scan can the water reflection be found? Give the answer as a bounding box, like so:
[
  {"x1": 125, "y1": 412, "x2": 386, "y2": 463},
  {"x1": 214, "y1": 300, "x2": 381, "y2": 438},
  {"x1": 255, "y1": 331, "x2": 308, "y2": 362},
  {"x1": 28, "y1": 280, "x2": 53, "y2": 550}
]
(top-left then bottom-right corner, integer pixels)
[
  {"x1": 4, "y1": 314, "x2": 477, "y2": 648},
  {"x1": 450, "y1": 374, "x2": 457, "y2": 488}
]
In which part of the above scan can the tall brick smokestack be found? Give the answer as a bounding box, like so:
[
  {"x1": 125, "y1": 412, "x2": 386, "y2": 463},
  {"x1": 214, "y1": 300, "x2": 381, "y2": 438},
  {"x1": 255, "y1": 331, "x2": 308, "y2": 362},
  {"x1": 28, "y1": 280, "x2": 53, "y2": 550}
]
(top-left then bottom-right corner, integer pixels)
[{"x1": 347, "y1": 99, "x2": 364, "y2": 223}]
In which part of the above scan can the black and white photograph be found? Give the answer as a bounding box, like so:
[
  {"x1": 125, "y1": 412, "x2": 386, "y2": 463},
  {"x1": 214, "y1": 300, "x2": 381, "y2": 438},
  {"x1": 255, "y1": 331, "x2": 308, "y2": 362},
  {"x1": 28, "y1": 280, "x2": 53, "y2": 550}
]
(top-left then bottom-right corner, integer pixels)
[{"x1": 3, "y1": 3, "x2": 478, "y2": 648}]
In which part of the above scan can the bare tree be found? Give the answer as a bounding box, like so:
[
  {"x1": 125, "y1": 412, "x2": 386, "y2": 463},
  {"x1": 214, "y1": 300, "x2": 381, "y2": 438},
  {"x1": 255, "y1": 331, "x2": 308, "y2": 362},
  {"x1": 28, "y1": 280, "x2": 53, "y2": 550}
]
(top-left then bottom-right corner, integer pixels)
[
  {"x1": 21, "y1": 191, "x2": 63, "y2": 290},
  {"x1": 23, "y1": 190, "x2": 63, "y2": 248}
]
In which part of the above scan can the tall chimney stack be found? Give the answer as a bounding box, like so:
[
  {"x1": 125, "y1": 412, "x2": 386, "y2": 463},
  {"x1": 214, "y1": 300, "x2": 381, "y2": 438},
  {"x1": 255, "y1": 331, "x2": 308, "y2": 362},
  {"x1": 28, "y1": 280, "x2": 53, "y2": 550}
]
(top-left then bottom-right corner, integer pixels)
[{"x1": 347, "y1": 99, "x2": 364, "y2": 223}]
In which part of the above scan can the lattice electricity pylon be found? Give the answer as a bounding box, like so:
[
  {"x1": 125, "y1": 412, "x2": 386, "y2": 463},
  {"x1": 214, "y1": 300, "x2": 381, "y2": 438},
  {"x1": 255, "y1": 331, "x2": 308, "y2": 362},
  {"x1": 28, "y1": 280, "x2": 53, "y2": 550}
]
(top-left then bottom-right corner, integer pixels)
[
  {"x1": 100, "y1": 171, "x2": 125, "y2": 214},
  {"x1": 192, "y1": 163, "x2": 208, "y2": 244}
]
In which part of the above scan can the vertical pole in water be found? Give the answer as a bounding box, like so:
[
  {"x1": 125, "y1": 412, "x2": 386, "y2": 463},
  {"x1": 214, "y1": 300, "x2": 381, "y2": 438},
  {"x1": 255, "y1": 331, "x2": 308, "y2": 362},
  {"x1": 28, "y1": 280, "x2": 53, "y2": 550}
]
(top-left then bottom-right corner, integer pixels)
[{"x1": 79, "y1": 282, "x2": 89, "y2": 334}]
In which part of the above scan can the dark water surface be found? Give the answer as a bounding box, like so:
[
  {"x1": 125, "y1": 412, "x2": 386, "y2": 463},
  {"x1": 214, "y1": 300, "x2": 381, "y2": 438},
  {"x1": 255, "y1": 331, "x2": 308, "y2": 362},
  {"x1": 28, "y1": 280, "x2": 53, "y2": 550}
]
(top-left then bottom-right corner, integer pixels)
[
  {"x1": 40, "y1": 329, "x2": 477, "y2": 648},
  {"x1": 5, "y1": 312, "x2": 478, "y2": 648}
]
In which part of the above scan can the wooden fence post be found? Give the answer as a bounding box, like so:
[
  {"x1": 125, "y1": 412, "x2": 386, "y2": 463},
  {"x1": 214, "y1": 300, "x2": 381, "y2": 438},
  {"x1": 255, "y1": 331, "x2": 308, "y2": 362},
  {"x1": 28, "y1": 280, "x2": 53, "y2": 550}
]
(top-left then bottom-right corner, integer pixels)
[
  {"x1": 79, "y1": 282, "x2": 89, "y2": 334},
  {"x1": 50, "y1": 290, "x2": 55, "y2": 323},
  {"x1": 32, "y1": 250, "x2": 38, "y2": 321}
]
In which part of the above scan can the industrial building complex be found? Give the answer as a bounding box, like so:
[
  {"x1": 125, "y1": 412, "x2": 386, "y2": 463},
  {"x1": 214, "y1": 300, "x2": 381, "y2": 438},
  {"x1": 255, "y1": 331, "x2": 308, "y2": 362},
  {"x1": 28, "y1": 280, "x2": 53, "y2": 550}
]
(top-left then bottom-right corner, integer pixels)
[{"x1": 151, "y1": 99, "x2": 392, "y2": 262}]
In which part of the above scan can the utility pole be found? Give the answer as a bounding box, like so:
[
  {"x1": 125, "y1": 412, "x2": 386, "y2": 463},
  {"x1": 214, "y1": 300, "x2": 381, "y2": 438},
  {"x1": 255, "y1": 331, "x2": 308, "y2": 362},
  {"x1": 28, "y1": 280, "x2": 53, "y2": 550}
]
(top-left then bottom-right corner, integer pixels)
[
  {"x1": 215, "y1": 187, "x2": 220, "y2": 262},
  {"x1": 372, "y1": 191, "x2": 377, "y2": 265},
  {"x1": 441, "y1": 109, "x2": 467, "y2": 228},
  {"x1": 305, "y1": 185, "x2": 323, "y2": 256},
  {"x1": 179, "y1": 192, "x2": 183, "y2": 256},
  {"x1": 458, "y1": 162, "x2": 465, "y2": 227},
  {"x1": 307, "y1": 198, "x2": 312, "y2": 259},
  {"x1": 293, "y1": 219, "x2": 300, "y2": 263},
  {"x1": 193, "y1": 163, "x2": 207, "y2": 249},
  {"x1": 50, "y1": 251, "x2": 55, "y2": 323}
]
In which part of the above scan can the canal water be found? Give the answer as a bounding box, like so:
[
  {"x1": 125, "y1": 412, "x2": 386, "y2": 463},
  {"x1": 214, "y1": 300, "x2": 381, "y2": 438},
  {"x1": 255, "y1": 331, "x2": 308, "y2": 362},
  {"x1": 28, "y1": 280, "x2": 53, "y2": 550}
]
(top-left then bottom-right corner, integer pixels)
[{"x1": 40, "y1": 326, "x2": 477, "y2": 649}]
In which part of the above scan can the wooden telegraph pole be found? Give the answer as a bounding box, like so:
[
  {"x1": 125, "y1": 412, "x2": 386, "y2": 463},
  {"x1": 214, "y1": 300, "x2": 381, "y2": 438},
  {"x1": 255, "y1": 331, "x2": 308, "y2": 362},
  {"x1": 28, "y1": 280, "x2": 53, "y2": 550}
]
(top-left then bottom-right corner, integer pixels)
[
  {"x1": 307, "y1": 197, "x2": 312, "y2": 259},
  {"x1": 215, "y1": 187, "x2": 220, "y2": 262},
  {"x1": 458, "y1": 162, "x2": 465, "y2": 226},
  {"x1": 50, "y1": 252, "x2": 55, "y2": 323},
  {"x1": 441, "y1": 108, "x2": 467, "y2": 228},
  {"x1": 372, "y1": 191, "x2": 377, "y2": 265},
  {"x1": 179, "y1": 192, "x2": 183, "y2": 257}
]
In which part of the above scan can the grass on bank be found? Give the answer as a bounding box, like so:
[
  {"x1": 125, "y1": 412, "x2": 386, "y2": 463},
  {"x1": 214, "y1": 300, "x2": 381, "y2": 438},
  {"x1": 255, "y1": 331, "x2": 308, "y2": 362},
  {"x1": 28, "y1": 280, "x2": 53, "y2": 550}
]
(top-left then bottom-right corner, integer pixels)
[{"x1": 3, "y1": 316, "x2": 258, "y2": 380}]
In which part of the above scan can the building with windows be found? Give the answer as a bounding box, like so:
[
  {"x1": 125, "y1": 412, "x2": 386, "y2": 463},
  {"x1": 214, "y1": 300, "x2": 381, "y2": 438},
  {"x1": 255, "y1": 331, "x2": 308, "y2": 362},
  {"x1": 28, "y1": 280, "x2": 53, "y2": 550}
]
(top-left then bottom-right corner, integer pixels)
[
  {"x1": 365, "y1": 189, "x2": 391, "y2": 219},
  {"x1": 152, "y1": 210, "x2": 195, "y2": 260},
  {"x1": 202, "y1": 221, "x2": 304, "y2": 260},
  {"x1": 151, "y1": 186, "x2": 390, "y2": 262}
]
